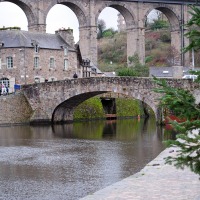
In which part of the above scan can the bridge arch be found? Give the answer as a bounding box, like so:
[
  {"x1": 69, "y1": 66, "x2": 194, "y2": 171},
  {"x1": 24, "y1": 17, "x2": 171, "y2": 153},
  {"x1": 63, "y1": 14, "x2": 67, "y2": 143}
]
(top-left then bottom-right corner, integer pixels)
[
  {"x1": 52, "y1": 91, "x2": 157, "y2": 123},
  {"x1": 144, "y1": 5, "x2": 182, "y2": 65},
  {"x1": 21, "y1": 77, "x2": 162, "y2": 124},
  {"x1": 45, "y1": 0, "x2": 88, "y2": 28},
  {"x1": 95, "y1": 2, "x2": 136, "y2": 66},
  {"x1": 144, "y1": 6, "x2": 181, "y2": 31},
  {"x1": 0, "y1": 0, "x2": 35, "y2": 30},
  {"x1": 96, "y1": 2, "x2": 136, "y2": 29},
  {"x1": 21, "y1": 77, "x2": 197, "y2": 125}
]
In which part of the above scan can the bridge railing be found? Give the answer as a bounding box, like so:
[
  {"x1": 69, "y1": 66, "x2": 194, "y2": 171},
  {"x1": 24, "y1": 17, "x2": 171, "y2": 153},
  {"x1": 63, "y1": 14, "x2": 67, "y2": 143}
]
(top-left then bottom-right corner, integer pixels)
[{"x1": 114, "y1": 0, "x2": 199, "y2": 4}]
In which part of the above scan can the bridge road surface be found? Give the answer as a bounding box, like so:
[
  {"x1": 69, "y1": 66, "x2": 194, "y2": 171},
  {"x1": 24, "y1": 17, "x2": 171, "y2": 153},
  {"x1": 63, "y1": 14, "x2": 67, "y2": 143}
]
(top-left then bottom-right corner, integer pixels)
[{"x1": 80, "y1": 148, "x2": 200, "y2": 200}]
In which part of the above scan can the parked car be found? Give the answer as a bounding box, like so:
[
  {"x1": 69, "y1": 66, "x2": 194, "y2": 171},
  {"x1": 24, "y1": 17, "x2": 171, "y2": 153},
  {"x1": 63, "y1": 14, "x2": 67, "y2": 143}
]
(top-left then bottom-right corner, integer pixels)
[{"x1": 182, "y1": 75, "x2": 197, "y2": 81}]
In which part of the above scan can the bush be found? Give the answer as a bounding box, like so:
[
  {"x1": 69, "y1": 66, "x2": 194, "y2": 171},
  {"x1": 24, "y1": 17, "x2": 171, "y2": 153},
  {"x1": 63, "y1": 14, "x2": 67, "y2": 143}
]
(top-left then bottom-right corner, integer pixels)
[
  {"x1": 116, "y1": 98, "x2": 142, "y2": 117},
  {"x1": 117, "y1": 67, "x2": 138, "y2": 76},
  {"x1": 160, "y1": 32, "x2": 171, "y2": 43},
  {"x1": 74, "y1": 98, "x2": 105, "y2": 120}
]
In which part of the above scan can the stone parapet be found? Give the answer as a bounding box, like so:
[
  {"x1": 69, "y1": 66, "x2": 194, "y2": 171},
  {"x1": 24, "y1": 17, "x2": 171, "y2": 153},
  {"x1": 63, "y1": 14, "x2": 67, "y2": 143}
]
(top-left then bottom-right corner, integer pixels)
[{"x1": 0, "y1": 93, "x2": 32, "y2": 125}]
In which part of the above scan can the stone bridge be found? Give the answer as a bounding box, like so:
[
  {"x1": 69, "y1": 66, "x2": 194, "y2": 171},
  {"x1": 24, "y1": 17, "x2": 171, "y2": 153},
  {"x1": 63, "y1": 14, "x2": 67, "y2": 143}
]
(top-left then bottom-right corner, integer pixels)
[
  {"x1": 21, "y1": 77, "x2": 199, "y2": 124},
  {"x1": 0, "y1": 0, "x2": 197, "y2": 65}
]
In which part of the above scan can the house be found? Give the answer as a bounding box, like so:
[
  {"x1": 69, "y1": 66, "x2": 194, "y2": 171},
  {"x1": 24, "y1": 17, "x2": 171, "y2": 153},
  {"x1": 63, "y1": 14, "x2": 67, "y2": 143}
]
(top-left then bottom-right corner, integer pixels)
[{"x1": 0, "y1": 28, "x2": 82, "y2": 93}]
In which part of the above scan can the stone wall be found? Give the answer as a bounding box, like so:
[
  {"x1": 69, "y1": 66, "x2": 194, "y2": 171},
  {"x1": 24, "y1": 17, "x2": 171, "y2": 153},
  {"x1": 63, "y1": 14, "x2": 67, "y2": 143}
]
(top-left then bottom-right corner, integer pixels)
[
  {"x1": 0, "y1": 92, "x2": 32, "y2": 125},
  {"x1": 0, "y1": 47, "x2": 78, "y2": 85},
  {"x1": 0, "y1": 77, "x2": 198, "y2": 125}
]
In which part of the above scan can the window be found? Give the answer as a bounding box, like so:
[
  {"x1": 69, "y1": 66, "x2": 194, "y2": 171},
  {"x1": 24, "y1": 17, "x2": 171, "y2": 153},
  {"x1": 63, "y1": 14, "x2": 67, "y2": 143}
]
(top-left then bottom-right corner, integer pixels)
[
  {"x1": 50, "y1": 58, "x2": 55, "y2": 68},
  {"x1": 34, "y1": 57, "x2": 39, "y2": 68},
  {"x1": 35, "y1": 45, "x2": 39, "y2": 53},
  {"x1": 6, "y1": 56, "x2": 13, "y2": 69},
  {"x1": 64, "y1": 47, "x2": 68, "y2": 56},
  {"x1": 64, "y1": 59, "x2": 68, "y2": 70},
  {"x1": 34, "y1": 77, "x2": 40, "y2": 83}
]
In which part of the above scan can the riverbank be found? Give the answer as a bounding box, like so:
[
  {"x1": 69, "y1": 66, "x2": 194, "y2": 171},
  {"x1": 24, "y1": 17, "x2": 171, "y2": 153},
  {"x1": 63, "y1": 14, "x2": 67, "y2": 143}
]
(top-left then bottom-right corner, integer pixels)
[{"x1": 81, "y1": 147, "x2": 200, "y2": 200}]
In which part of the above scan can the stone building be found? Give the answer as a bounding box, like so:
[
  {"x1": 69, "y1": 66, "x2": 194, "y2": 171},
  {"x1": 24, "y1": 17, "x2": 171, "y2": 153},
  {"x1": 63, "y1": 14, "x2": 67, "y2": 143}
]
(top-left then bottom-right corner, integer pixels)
[{"x1": 0, "y1": 28, "x2": 81, "y2": 93}]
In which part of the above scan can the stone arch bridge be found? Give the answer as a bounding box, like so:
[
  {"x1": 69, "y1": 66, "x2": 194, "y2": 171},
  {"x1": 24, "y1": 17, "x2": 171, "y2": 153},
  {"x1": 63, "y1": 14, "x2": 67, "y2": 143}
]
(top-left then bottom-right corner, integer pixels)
[
  {"x1": 21, "y1": 77, "x2": 199, "y2": 124},
  {"x1": 0, "y1": 0, "x2": 197, "y2": 65}
]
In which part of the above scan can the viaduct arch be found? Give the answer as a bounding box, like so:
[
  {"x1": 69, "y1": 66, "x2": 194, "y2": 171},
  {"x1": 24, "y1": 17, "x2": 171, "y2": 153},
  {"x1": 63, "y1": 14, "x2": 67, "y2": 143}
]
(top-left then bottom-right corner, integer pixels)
[
  {"x1": 21, "y1": 77, "x2": 199, "y2": 124},
  {"x1": 0, "y1": 0, "x2": 193, "y2": 66}
]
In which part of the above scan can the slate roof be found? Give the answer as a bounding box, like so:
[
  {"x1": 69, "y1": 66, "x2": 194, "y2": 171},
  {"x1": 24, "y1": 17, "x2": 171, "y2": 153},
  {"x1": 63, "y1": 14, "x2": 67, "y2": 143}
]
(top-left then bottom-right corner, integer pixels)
[{"x1": 0, "y1": 30, "x2": 74, "y2": 50}]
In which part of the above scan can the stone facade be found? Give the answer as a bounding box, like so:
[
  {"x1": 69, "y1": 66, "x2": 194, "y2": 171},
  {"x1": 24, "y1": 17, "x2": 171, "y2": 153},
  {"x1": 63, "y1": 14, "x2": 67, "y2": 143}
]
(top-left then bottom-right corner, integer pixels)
[
  {"x1": 0, "y1": 0, "x2": 194, "y2": 66},
  {"x1": 0, "y1": 29, "x2": 81, "y2": 92}
]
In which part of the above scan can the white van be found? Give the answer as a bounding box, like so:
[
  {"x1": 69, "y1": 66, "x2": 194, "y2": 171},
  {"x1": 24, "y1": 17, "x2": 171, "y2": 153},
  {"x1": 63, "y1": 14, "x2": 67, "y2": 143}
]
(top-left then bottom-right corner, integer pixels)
[{"x1": 182, "y1": 75, "x2": 197, "y2": 81}]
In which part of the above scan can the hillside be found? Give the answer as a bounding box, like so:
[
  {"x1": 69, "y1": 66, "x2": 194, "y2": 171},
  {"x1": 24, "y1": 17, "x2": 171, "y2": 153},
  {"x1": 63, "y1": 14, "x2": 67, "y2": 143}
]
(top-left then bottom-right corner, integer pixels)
[{"x1": 97, "y1": 29, "x2": 173, "y2": 72}]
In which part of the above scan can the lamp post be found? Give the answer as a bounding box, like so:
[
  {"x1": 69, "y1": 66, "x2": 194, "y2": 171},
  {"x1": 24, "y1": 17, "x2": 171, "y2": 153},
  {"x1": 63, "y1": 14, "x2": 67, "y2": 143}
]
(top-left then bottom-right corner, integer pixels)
[{"x1": 192, "y1": 48, "x2": 195, "y2": 69}]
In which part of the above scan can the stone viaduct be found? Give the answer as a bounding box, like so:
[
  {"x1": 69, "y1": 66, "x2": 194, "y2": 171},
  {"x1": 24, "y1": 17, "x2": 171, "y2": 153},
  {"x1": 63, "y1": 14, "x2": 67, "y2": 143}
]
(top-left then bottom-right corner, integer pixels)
[
  {"x1": 0, "y1": 0, "x2": 197, "y2": 66},
  {"x1": 16, "y1": 77, "x2": 198, "y2": 124}
]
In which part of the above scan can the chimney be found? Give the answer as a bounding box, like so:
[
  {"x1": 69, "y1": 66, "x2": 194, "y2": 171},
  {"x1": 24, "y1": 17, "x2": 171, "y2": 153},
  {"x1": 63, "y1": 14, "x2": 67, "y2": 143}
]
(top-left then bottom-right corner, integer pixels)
[{"x1": 56, "y1": 28, "x2": 75, "y2": 47}]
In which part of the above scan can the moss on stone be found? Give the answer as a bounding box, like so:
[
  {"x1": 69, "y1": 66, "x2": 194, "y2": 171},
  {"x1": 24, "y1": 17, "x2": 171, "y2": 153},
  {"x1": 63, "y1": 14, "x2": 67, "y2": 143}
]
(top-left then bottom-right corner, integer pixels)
[
  {"x1": 74, "y1": 97, "x2": 105, "y2": 120},
  {"x1": 74, "y1": 97, "x2": 144, "y2": 120}
]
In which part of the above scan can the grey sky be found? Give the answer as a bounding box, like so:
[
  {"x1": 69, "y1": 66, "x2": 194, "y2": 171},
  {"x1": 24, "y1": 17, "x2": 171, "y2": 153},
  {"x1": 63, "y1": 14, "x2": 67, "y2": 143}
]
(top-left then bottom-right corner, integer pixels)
[
  {"x1": 0, "y1": 2, "x2": 156, "y2": 43},
  {"x1": 0, "y1": 2, "x2": 118, "y2": 43}
]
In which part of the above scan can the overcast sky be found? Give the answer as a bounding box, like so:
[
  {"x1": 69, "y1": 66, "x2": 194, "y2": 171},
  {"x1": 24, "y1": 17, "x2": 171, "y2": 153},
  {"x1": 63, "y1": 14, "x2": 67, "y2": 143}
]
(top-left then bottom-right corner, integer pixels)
[
  {"x1": 0, "y1": 2, "x2": 119, "y2": 42},
  {"x1": 0, "y1": 2, "x2": 156, "y2": 43}
]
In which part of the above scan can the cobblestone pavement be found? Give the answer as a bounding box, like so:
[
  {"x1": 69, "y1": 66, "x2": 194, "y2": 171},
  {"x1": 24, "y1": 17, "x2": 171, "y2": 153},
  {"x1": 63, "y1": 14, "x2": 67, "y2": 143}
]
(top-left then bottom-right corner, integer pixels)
[{"x1": 81, "y1": 148, "x2": 200, "y2": 200}]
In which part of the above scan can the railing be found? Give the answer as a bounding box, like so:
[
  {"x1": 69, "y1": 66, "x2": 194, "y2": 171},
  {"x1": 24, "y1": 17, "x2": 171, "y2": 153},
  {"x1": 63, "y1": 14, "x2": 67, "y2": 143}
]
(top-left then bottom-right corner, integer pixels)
[{"x1": 113, "y1": 0, "x2": 199, "y2": 4}]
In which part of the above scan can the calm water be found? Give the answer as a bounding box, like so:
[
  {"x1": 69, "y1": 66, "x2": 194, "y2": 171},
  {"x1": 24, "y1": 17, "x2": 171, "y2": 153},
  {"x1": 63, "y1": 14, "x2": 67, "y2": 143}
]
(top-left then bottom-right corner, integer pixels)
[{"x1": 0, "y1": 118, "x2": 166, "y2": 200}]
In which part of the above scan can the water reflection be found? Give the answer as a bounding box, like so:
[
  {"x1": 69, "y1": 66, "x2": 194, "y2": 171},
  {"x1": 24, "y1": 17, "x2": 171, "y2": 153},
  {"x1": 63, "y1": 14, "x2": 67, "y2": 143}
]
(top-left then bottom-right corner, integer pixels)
[{"x1": 0, "y1": 118, "x2": 172, "y2": 200}]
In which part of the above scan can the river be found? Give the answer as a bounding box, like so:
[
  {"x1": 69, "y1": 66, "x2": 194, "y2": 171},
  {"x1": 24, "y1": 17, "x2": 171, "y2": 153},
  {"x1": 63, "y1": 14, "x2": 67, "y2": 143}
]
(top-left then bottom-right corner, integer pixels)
[{"x1": 0, "y1": 118, "x2": 168, "y2": 200}]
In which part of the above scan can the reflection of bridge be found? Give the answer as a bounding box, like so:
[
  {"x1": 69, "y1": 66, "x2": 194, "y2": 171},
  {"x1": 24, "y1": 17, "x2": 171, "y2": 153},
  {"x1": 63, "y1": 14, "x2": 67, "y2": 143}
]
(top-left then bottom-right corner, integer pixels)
[
  {"x1": 0, "y1": 0, "x2": 196, "y2": 65},
  {"x1": 21, "y1": 77, "x2": 199, "y2": 124}
]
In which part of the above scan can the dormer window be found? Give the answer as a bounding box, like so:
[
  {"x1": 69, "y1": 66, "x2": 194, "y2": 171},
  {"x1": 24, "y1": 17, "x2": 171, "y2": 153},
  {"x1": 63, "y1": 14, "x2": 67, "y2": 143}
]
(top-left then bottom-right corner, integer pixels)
[
  {"x1": 31, "y1": 40, "x2": 39, "y2": 53},
  {"x1": 35, "y1": 45, "x2": 39, "y2": 53}
]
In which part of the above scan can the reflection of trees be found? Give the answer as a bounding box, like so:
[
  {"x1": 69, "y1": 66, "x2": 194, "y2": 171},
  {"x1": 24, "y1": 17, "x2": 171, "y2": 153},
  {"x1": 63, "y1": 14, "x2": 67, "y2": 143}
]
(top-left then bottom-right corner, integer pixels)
[
  {"x1": 141, "y1": 117, "x2": 148, "y2": 133},
  {"x1": 52, "y1": 124, "x2": 74, "y2": 138},
  {"x1": 102, "y1": 120, "x2": 117, "y2": 139},
  {"x1": 52, "y1": 121, "x2": 105, "y2": 140}
]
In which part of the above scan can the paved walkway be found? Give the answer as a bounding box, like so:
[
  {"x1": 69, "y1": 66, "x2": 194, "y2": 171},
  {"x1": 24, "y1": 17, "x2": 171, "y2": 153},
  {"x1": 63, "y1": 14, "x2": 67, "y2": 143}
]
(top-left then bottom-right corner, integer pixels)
[{"x1": 81, "y1": 148, "x2": 200, "y2": 200}]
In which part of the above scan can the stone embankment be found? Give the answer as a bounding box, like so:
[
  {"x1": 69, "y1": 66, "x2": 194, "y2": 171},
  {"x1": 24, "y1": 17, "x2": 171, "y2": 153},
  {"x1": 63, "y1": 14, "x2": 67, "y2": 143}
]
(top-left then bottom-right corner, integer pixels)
[
  {"x1": 81, "y1": 148, "x2": 200, "y2": 200},
  {"x1": 0, "y1": 92, "x2": 32, "y2": 125}
]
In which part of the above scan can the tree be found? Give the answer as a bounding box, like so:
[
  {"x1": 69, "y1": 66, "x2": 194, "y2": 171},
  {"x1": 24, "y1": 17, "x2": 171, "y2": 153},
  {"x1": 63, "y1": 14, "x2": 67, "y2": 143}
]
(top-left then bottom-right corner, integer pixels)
[
  {"x1": 153, "y1": 77, "x2": 200, "y2": 176},
  {"x1": 102, "y1": 28, "x2": 117, "y2": 38},
  {"x1": 153, "y1": 6, "x2": 200, "y2": 176},
  {"x1": 97, "y1": 19, "x2": 106, "y2": 39},
  {"x1": 183, "y1": 5, "x2": 200, "y2": 53},
  {"x1": 117, "y1": 54, "x2": 149, "y2": 77},
  {"x1": 166, "y1": 45, "x2": 180, "y2": 66}
]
